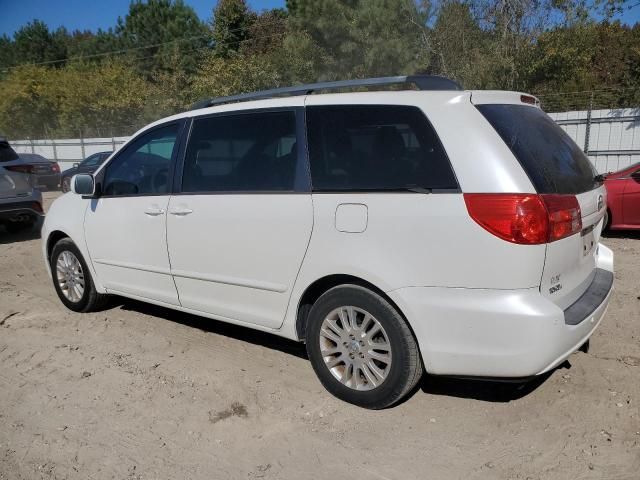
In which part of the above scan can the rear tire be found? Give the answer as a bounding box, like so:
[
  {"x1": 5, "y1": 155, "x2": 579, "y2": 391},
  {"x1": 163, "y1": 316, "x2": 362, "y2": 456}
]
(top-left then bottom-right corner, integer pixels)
[
  {"x1": 305, "y1": 284, "x2": 423, "y2": 409},
  {"x1": 61, "y1": 177, "x2": 71, "y2": 193},
  {"x1": 50, "y1": 238, "x2": 110, "y2": 312},
  {"x1": 603, "y1": 210, "x2": 611, "y2": 231}
]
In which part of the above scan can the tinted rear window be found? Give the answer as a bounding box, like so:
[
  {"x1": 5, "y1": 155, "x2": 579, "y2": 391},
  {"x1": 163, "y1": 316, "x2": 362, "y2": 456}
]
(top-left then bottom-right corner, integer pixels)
[
  {"x1": 478, "y1": 104, "x2": 598, "y2": 194},
  {"x1": 0, "y1": 142, "x2": 18, "y2": 162},
  {"x1": 306, "y1": 105, "x2": 458, "y2": 191}
]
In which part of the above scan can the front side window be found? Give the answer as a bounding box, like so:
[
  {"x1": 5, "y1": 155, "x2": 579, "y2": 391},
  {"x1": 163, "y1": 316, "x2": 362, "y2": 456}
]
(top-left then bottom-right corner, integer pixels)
[
  {"x1": 182, "y1": 111, "x2": 298, "y2": 193},
  {"x1": 306, "y1": 105, "x2": 457, "y2": 191},
  {"x1": 103, "y1": 124, "x2": 179, "y2": 196}
]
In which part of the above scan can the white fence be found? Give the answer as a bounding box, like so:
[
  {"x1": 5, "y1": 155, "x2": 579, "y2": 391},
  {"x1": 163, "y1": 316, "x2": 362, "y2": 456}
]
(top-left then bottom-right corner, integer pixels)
[
  {"x1": 10, "y1": 107, "x2": 640, "y2": 174},
  {"x1": 549, "y1": 107, "x2": 640, "y2": 173},
  {"x1": 11, "y1": 137, "x2": 129, "y2": 172}
]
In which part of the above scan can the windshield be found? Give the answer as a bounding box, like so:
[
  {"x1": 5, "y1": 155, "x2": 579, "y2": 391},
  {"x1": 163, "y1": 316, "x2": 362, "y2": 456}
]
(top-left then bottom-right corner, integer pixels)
[{"x1": 477, "y1": 104, "x2": 599, "y2": 194}]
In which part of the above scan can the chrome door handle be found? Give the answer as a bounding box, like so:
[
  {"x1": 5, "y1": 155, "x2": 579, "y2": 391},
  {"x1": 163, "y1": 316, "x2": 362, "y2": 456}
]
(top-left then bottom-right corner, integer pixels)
[
  {"x1": 144, "y1": 207, "x2": 165, "y2": 216},
  {"x1": 169, "y1": 207, "x2": 193, "y2": 216}
]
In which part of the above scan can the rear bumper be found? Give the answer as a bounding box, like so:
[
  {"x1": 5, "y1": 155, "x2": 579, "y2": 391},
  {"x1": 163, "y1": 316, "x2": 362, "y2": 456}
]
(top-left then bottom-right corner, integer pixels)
[
  {"x1": 388, "y1": 244, "x2": 614, "y2": 378},
  {"x1": 0, "y1": 200, "x2": 44, "y2": 222}
]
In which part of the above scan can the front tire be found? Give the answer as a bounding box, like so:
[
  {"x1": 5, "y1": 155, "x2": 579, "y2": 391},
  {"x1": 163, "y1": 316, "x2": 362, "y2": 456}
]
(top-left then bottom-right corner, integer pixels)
[
  {"x1": 50, "y1": 238, "x2": 109, "y2": 312},
  {"x1": 306, "y1": 284, "x2": 423, "y2": 409}
]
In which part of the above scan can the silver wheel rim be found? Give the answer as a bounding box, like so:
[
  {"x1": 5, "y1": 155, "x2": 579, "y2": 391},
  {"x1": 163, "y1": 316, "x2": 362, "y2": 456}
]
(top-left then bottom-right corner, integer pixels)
[
  {"x1": 319, "y1": 306, "x2": 392, "y2": 391},
  {"x1": 56, "y1": 251, "x2": 85, "y2": 303}
]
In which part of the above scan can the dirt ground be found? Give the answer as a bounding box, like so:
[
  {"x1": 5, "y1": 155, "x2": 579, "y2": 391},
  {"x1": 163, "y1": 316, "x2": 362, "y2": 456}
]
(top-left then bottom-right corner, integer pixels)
[{"x1": 1, "y1": 191, "x2": 639, "y2": 480}]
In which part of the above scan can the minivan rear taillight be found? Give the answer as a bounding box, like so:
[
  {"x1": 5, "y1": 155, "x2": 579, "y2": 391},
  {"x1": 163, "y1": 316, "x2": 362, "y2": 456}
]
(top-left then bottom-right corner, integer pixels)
[
  {"x1": 541, "y1": 194, "x2": 582, "y2": 241},
  {"x1": 464, "y1": 193, "x2": 581, "y2": 245}
]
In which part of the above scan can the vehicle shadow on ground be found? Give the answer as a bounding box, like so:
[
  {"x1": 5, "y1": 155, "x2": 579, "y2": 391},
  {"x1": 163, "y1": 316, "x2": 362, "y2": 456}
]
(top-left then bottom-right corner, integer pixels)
[
  {"x1": 116, "y1": 298, "x2": 309, "y2": 360},
  {"x1": 418, "y1": 366, "x2": 563, "y2": 403},
  {"x1": 0, "y1": 221, "x2": 42, "y2": 245},
  {"x1": 115, "y1": 297, "x2": 560, "y2": 404},
  {"x1": 602, "y1": 230, "x2": 640, "y2": 240}
]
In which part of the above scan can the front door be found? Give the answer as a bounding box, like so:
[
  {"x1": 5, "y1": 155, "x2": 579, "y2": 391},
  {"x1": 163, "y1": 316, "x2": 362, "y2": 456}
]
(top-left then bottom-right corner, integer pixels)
[
  {"x1": 84, "y1": 122, "x2": 183, "y2": 305},
  {"x1": 166, "y1": 108, "x2": 312, "y2": 329},
  {"x1": 623, "y1": 169, "x2": 640, "y2": 226}
]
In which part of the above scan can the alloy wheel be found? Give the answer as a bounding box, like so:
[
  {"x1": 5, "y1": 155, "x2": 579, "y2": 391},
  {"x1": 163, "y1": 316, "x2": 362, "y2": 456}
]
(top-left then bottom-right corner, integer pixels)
[{"x1": 319, "y1": 306, "x2": 392, "y2": 391}]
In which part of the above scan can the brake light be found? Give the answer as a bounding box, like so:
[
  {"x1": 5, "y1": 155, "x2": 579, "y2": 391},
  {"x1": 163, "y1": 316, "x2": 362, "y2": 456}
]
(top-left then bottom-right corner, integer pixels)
[
  {"x1": 520, "y1": 95, "x2": 537, "y2": 105},
  {"x1": 51, "y1": 163, "x2": 60, "y2": 173},
  {"x1": 464, "y1": 193, "x2": 581, "y2": 244},
  {"x1": 5, "y1": 164, "x2": 33, "y2": 174}
]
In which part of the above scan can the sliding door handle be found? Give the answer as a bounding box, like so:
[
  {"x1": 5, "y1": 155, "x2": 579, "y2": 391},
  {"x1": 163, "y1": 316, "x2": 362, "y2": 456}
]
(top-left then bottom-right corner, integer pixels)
[
  {"x1": 169, "y1": 207, "x2": 193, "y2": 216},
  {"x1": 144, "y1": 207, "x2": 165, "y2": 216}
]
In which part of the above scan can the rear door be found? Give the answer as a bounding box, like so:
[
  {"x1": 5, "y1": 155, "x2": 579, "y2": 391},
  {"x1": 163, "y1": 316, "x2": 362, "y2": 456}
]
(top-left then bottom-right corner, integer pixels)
[
  {"x1": 166, "y1": 107, "x2": 312, "y2": 329},
  {"x1": 476, "y1": 102, "x2": 606, "y2": 309}
]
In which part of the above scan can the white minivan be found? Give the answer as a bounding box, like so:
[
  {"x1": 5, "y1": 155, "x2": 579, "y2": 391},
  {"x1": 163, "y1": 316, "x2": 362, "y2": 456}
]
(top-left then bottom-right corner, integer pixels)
[{"x1": 42, "y1": 76, "x2": 614, "y2": 409}]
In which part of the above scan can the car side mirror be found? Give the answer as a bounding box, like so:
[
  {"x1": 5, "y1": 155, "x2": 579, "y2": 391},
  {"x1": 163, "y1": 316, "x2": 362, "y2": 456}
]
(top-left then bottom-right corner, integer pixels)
[
  {"x1": 71, "y1": 174, "x2": 95, "y2": 196},
  {"x1": 73, "y1": 162, "x2": 80, "y2": 168},
  {"x1": 632, "y1": 171, "x2": 640, "y2": 183}
]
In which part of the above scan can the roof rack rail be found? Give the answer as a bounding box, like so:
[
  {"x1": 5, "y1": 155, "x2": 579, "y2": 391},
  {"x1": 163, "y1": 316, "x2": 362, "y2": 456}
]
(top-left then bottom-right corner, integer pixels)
[{"x1": 190, "y1": 75, "x2": 462, "y2": 110}]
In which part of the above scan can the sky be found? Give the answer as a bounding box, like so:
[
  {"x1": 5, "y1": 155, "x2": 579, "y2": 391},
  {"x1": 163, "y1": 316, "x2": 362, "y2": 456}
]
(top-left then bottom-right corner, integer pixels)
[
  {"x1": 0, "y1": 0, "x2": 638, "y2": 36},
  {"x1": 0, "y1": 0, "x2": 286, "y2": 36}
]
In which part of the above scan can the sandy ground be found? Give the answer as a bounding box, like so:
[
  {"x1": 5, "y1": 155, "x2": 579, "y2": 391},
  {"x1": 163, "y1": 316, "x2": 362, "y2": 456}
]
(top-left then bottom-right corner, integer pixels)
[{"x1": 1, "y1": 190, "x2": 639, "y2": 480}]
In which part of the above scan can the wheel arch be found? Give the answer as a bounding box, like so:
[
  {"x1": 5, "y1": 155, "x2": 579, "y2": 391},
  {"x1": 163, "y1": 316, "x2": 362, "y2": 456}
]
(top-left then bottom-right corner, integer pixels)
[
  {"x1": 46, "y1": 230, "x2": 70, "y2": 260},
  {"x1": 295, "y1": 274, "x2": 416, "y2": 343}
]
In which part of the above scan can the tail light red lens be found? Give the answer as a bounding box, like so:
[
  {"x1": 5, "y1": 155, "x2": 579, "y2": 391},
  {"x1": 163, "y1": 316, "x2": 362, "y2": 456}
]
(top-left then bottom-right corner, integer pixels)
[
  {"x1": 5, "y1": 164, "x2": 34, "y2": 174},
  {"x1": 541, "y1": 194, "x2": 582, "y2": 241},
  {"x1": 464, "y1": 193, "x2": 582, "y2": 245},
  {"x1": 51, "y1": 163, "x2": 60, "y2": 173}
]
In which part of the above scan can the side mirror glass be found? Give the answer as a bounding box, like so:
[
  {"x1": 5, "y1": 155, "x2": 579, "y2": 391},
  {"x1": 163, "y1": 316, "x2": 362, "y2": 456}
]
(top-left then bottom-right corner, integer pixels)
[{"x1": 71, "y1": 174, "x2": 95, "y2": 196}]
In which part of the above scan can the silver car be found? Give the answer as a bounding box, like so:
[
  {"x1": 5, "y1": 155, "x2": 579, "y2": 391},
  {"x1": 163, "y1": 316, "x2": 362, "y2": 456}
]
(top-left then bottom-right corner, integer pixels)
[{"x1": 0, "y1": 138, "x2": 43, "y2": 233}]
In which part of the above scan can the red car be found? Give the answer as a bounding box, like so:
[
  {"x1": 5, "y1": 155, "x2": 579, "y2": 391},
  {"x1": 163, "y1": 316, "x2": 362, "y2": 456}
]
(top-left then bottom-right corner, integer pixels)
[{"x1": 604, "y1": 162, "x2": 640, "y2": 230}]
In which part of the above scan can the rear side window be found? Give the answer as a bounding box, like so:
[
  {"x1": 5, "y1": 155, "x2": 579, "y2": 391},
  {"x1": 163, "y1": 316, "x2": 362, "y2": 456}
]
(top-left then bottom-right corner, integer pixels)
[
  {"x1": 182, "y1": 111, "x2": 298, "y2": 193},
  {"x1": 0, "y1": 141, "x2": 18, "y2": 162},
  {"x1": 477, "y1": 104, "x2": 598, "y2": 194},
  {"x1": 306, "y1": 105, "x2": 457, "y2": 191}
]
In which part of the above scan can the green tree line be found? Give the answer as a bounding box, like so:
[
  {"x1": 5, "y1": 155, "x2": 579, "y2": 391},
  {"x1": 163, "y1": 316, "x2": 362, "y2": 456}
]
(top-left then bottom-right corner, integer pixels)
[{"x1": 0, "y1": 0, "x2": 638, "y2": 139}]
